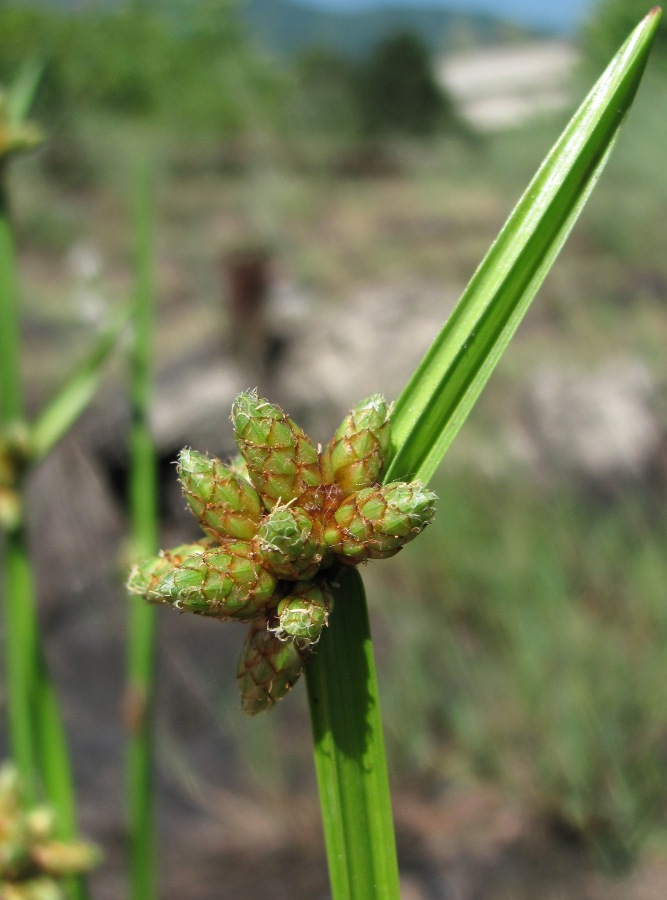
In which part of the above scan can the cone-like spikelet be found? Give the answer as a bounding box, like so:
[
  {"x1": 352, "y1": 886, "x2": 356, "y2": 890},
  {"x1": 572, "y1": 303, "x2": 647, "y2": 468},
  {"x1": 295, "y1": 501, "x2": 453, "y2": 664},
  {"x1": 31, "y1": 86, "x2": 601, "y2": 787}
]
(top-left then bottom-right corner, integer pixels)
[
  {"x1": 324, "y1": 480, "x2": 437, "y2": 562},
  {"x1": 275, "y1": 580, "x2": 332, "y2": 646},
  {"x1": 127, "y1": 540, "x2": 213, "y2": 601},
  {"x1": 177, "y1": 448, "x2": 262, "y2": 541},
  {"x1": 322, "y1": 393, "x2": 392, "y2": 495},
  {"x1": 0, "y1": 763, "x2": 99, "y2": 893},
  {"x1": 231, "y1": 391, "x2": 321, "y2": 510},
  {"x1": 150, "y1": 543, "x2": 278, "y2": 619},
  {"x1": 254, "y1": 505, "x2": 322, "y2": 580},
  {"x1": 237, "y1": 617, "x2": 307, "y2": 714}
]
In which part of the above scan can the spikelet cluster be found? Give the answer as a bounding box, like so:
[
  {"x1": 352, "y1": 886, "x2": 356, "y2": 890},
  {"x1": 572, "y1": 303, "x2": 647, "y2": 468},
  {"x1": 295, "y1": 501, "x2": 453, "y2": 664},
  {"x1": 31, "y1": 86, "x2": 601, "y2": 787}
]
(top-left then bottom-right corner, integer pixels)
[
  {"x1": 128, "y1": 391, "x2": 437, "y2": 713},
  {"x1": 0, "y1": 763, "x2": 99, "y2": 899}
]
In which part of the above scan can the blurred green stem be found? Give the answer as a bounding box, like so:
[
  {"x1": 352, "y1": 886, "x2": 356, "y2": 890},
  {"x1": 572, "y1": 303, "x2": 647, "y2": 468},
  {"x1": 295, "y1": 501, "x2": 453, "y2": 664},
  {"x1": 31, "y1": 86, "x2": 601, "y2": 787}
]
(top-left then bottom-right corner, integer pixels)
[
  {"x1": 0, "y1": 160, "x2": 85, "y2": 900},
  {"x1": 0, "y1": 160, "x2": 34, "y2": 791},
  {"x1": 3, "y1": 528, "x2": 38, "y2": 796},
  {"x1": 0, "y1": 161, "x2": 22, "y2": 423},
  {"x1": 126, "y1": 159, "x2": 159, "y2": 900}
]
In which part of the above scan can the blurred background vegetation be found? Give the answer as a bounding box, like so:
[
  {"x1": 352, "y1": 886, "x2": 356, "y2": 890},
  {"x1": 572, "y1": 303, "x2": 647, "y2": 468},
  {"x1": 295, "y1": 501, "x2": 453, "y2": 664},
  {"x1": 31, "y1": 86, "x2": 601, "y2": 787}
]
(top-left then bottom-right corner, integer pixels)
[{"x1": 1, "y1": 0, "x2": 667, "y2": 896}]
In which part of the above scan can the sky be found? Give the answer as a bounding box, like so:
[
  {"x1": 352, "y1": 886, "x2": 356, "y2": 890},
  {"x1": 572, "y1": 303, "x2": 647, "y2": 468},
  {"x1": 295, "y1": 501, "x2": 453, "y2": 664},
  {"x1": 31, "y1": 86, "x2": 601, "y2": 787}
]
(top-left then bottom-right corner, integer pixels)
[{"x1": 291, "y1": 0, "x2": 596, "y2": 34}]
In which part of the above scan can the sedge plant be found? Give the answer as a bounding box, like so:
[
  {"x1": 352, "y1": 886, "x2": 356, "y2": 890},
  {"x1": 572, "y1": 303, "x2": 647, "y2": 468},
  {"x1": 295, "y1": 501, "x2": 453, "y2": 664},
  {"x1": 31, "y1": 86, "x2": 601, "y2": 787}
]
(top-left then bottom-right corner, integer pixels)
[
  {"x1": 127, "y1": 10, "x2": 662, "y2": 898},
  {"x1": 0, "y1": 64, "x2": 123, "y2": 898}
]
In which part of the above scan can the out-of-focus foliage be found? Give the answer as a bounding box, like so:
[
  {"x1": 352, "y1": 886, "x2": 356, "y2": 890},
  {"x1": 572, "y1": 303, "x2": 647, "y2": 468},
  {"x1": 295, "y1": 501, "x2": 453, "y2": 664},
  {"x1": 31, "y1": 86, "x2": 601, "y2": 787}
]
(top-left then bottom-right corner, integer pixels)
[
  {"x1": 582, "y1": 0, "x2": 667, "y2": 73},
  {"x1": 287, "y1": 47, "x2": 361, "y2": 142},
  {"x1": 0, "y1": 5, "x2": 464, "y2": 149},
  {"x1": 0, "y1": 1, "x2": 284, "y2": 133}
]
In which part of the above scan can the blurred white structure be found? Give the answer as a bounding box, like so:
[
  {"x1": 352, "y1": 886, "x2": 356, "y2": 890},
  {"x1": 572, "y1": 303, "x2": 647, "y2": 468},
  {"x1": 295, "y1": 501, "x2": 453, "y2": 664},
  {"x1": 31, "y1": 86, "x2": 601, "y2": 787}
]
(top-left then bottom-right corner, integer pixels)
[{"x1": 437, "y1": 40, "x2": 580, "y2": 131}]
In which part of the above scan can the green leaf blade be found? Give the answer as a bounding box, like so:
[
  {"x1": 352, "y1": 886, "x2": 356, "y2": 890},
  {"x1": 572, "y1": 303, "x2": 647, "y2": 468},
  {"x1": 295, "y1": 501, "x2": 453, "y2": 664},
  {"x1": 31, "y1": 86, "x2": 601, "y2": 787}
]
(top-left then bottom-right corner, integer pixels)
[
  {"x1": 30, "y1": 310, "x2": 128, "y2": 461},
  {"x1": 306, "y1": 567, "x2": 400, "y2": 900},
  {"x1": 384, "y1": 7, "x2": 662, "y2": 485}
]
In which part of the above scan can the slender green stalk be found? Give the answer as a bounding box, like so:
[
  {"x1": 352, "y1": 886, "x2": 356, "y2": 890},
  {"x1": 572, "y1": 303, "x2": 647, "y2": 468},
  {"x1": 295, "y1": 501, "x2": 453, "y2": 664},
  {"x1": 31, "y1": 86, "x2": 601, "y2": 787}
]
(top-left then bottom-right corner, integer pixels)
[
  {"x1": 306, "y1": 567, "x2": 400, "y2": 899},
  {"x1": 3, "y1": 530, "x2": 77, "y2": 834},
  {"x1": 0, "y1": 161, "x2": 35, "y2": 793},
  {"x1": 0, "y1": 163, "x2": 22, "y2": 424},
  {"x1": 126, "y1": 159, "x2": 159, "y2": 900},
  {"x1": 0, "y1": 158, "x2": 86, "y2": 900},
  {"x1": 3, "y1": 528, "x2": 38, "y2": 794}
]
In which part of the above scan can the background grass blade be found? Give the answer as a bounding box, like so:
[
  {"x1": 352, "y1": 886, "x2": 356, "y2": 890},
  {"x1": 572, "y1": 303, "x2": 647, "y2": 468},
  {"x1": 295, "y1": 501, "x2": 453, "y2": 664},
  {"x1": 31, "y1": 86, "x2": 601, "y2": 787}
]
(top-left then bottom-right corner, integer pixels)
[
  {"x1": 30, "y1": 310, "x2": 128, "y2": 462},
  {"x1": 384, "y1": 7, "x2": 662, "y2": 485},
  {"x1": 306, "y1": 567, "x2": 400, "y2": 900},
  {"x1": 0, "y1": 173, "x2": 22, "y2": 425},
  {"x1": 125, "y1": 159, "x2": 159, "y2": 900},
  {"x1": 0, "y1": 98, "x2": 87, "y2": 899}
]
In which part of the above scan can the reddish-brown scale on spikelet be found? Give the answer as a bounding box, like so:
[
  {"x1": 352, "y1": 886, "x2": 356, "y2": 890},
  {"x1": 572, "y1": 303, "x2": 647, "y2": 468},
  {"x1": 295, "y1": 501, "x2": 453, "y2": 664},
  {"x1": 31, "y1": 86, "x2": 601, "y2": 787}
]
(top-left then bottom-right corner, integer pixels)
[{"x1": 236, "y1": 616, "x2": 308, "y2": 714}]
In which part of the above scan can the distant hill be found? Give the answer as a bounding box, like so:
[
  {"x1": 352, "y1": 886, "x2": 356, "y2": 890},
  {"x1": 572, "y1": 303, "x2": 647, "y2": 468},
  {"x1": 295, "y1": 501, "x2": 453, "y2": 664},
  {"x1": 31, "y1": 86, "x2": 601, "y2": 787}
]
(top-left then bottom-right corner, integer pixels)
[
  {"x1": 241, "y1": 0, "x2": 540, "y2": 58},
  {"x1": 10, "y1": 0, "x2": 542, "y2": 58}
]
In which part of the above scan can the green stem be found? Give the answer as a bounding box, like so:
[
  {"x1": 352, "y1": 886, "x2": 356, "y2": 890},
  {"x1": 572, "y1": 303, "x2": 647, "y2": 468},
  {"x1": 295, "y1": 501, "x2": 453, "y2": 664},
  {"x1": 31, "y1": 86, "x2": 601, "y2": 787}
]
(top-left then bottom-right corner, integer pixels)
[
  {"x1": 3, "y1": 527, "x2": 38, "y2": 797},
  {"x1": 306, "y1": 567, "x2": 400, "y2": 900},
  {"x1": 0, "y1": 162, "x2": 86, "y2": 900},
  {"x1": 0, "y1": 163, "x2": 23, "y2": 424},
  {"x1": 126, "y1": 159, "x2": 158, "y2": 900}
]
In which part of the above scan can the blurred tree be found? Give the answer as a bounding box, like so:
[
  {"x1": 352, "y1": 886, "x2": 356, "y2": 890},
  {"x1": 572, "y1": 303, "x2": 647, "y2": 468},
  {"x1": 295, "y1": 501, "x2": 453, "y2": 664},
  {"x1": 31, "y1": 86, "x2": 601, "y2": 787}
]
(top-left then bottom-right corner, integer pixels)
[
  {"x1": 65, "y1": 9, "x2": 169, "y2": 115},
  {"x1": 353, "y1": 30, "x2": 456, "y2": 137}
]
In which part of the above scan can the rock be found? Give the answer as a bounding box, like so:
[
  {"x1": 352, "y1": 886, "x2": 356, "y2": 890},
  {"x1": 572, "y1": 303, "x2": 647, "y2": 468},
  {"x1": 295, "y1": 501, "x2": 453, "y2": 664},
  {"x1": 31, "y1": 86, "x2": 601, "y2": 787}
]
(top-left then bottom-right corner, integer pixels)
[
  {"x1": 523, "y1": 358, "x2": 660, "y2": 483},
  {"x1": 270, "y1": 279, "x2": 457, "y2": 440}
]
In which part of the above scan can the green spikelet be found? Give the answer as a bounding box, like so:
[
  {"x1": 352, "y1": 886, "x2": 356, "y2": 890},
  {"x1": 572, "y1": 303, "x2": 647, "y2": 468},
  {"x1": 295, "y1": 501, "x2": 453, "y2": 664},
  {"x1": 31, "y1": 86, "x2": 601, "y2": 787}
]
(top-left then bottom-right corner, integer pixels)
[
  {"x1": 231, "y1": 391, "x2": 322, "y2": 510},
  {"x1": 150, "y1": 542, "x2": 278, "y2": 619},
  {"x1": 237, "y1": 617, "x2": 307, "y2": 714},
  {"x1": 324, "y1": 480, "x2": 437, "y2": 562},
  {"x1": 275, "y1": 580, "x2": 332, "y2": 646},
  {"x1": 254, "y1": 505, "x2": 322, "y2": 580},
  {"x1": 127, "y1": 540, "x2": 213, "y2": 601},
  {"x1": 322, "y1": 393, "x2": 392, "y2": 494},
  {"x1": 177, "y1": 448, "x2": 262, "y2": 541}
]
